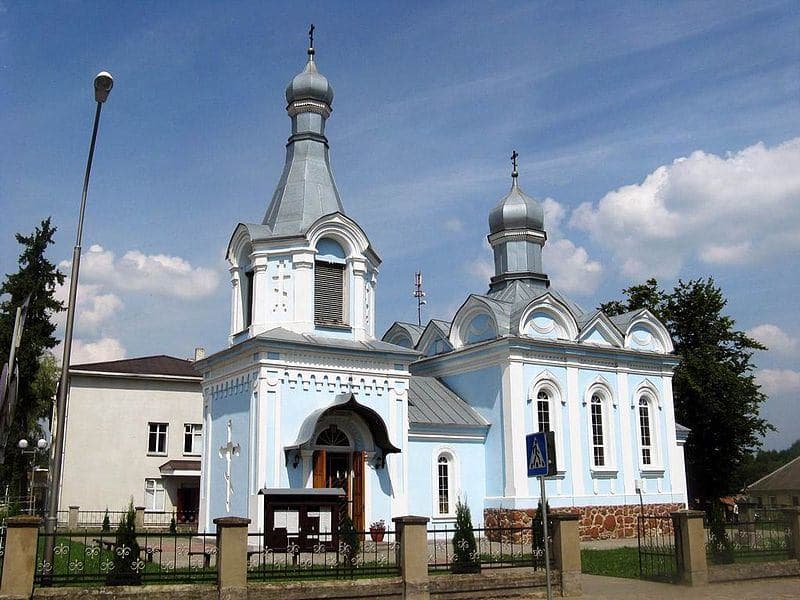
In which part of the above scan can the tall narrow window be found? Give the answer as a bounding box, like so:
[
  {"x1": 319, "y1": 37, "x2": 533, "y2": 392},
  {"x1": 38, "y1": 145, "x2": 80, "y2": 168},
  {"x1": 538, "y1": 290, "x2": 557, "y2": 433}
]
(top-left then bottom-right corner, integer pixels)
[
  {"x1": 638, "y1": 397, "x2": 652, "y2": 465},
  {"x1": 148, "y1": 422, "x2": 168, "y2": 454},
  {"x1": 244, "y1": 270, "x2": 254, "y2": 327},
  {"x1": 184, "y1": 423, "x2": 202, "y2": 455},
  {"x1": 437, "y1": 455, "x2": 450, "y2": 515},
  {"x1": 144, "y1": 479, "x2": 165, "y2": 511},
  {"x1": 590, "y1": 395, "x2": 605, "y2": 467},
  {"x1": 537, "y1": 390, "x2": 551, "y2": 433}
]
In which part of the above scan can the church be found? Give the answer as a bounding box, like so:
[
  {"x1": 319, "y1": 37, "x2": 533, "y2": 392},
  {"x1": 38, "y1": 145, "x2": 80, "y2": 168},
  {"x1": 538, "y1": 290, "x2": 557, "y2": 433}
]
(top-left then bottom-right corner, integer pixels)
[{"x1": 195, "y1": 37, "x2": 688, "y2": 538}]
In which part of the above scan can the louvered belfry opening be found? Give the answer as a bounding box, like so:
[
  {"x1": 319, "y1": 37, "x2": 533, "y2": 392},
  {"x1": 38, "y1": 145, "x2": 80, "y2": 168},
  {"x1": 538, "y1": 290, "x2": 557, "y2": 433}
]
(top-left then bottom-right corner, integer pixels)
[{"x1": 314, "y1": 260, "x2": 345, "y2": 325}]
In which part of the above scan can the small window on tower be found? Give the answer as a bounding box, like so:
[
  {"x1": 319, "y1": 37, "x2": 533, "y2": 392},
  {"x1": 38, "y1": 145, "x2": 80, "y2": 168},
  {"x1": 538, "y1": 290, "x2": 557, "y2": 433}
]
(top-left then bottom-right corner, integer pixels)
[
  {"x1": 314, "y1": 239, "x2": 347, "y2": 326},
  {"x1": 244, "y1": 270, "x2": 254, "y2": 327}
]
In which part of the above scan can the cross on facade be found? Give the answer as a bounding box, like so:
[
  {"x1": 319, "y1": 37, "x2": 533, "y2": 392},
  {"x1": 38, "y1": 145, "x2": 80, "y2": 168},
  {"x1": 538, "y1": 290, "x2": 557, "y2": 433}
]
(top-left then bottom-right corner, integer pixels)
[
  {"x1": 272, "y1": 260, "x2": 290, "y2": 312},
  {"x1": 511, "y1": 150, "x2": 519, "y2": 177},
  {"x1": 218, "y1": 419, "x2": 240, "y2": 513}
]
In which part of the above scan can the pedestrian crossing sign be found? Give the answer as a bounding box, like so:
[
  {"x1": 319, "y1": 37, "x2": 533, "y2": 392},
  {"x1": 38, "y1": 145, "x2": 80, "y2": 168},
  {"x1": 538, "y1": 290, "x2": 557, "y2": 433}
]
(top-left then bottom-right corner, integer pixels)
[{"x1": 526, "y1": 431, "x2": 556, "y2": 477}]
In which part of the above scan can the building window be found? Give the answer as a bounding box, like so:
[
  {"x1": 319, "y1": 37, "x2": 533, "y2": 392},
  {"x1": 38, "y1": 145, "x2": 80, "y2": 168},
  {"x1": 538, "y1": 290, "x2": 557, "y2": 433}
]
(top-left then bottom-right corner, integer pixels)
[
  {"x1": 148, "y1": 423, "x2": 168, "y2": 454},
  {"x1": 184, "y1": 423, "x2": 202, "y2": 455},
  {"x1": 756, "y1": 496, "x2": 763, "y2": 507},
  {"x1": 244, "y1": 270, "x2": 254, "y2": 327},
  {"x1": 314, "y1": 262, "x2": 345, "y2": 325},
  {"x1": 590, "y1": 395, "x2": 605, "y2": 467},
  {"x1": 315, "y1": 424, "x2": 350, "y2": 447},
  {"x1": 638, "y1": 398, "x2": 652, "y2": 466},
  {"x1": 769, "y1": 496, "x2": 777, "y2": 506},
  {"x1": 537, "y1": 390, "x2": 551, "y2": 433},
  {"x1": 437, "y1": 455, "x2": 450, "y2": 515},
  {"x1": 145, "y1": 479, "x2": 165, "y2": 511}
]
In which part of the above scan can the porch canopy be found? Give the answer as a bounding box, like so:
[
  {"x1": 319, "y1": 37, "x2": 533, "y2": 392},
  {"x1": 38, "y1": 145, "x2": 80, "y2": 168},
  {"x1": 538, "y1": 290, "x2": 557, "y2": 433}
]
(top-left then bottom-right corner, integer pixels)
[{"x1": 285, "y1": 392, "x2": 401, "y2": 456}]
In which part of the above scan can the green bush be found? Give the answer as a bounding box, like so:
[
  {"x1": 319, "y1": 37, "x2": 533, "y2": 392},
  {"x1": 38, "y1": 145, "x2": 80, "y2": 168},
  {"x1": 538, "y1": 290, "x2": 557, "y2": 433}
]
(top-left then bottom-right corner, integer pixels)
[
  {"x1": 532, "y1": 497, "x2": 552, "y2": 552},
  {"x1": 108, "y1": 500, "x2": 141, "y2": 585},
  {"x1": 339, "y1": 514, "x2": 360, "y2": 567},
  {"x1": 101, "y1": 508, "x2": 110, "y2": 532},
  {"x1": 169, "y1": 515, "x2": 177, "y2": 534},
  {"x1": 707, "y1": 501, "x2": 734, "y2": 564},
  {"x1": 452, "y1": 499, "x2": 480, "y2": 574}
]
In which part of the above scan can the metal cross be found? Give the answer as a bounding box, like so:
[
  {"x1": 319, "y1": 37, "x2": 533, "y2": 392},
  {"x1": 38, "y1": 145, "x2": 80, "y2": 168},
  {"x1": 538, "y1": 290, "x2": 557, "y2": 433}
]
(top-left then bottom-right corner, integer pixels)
[
  {"x1": 309, "y1": 24, "x2": 315, "y2": 49},
  {"x1": 511, "y1": 150, "x2": 519, "y2": 175},
  {"x1": 218, "y1": 419, "x2": 240, "y2": 513}
]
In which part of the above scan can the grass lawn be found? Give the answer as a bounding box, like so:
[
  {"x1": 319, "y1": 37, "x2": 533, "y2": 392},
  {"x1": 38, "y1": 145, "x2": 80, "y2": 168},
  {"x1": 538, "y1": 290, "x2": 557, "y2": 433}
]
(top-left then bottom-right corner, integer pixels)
[{"x1": 580, "y1": 547, "x2": 640, "y2": 579}]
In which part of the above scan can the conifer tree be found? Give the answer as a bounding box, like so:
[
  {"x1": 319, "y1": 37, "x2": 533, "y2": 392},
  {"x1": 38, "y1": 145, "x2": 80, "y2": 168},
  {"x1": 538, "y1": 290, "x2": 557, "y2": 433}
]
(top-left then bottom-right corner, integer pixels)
[
  {"x1": 601, "y1": 277, "x2": 771, "y2": 508},
  {"x1": 0, "y1": 218, "x2": 64, "y2": 491},
  {"x1": 451, "y1": 498, "x2": 479, "y2": 573}
]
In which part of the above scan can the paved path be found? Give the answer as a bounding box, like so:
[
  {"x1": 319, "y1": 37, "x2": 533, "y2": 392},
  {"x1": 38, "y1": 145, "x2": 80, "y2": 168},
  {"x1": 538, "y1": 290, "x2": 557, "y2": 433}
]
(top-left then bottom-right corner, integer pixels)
[{"x1": 576, "y1": 574, "x2": 800, "y2": 599}]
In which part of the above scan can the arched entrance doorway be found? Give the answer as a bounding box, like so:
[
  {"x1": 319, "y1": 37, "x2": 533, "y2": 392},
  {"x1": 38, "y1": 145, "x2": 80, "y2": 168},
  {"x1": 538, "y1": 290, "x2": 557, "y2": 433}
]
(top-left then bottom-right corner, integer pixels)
[{"x1": 311, "y1": 423, "x2": 366, "y2": 531}]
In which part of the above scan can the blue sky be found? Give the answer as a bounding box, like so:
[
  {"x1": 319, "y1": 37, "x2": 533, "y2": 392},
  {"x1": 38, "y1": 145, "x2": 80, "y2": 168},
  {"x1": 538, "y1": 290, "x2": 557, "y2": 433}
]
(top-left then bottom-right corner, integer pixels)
[{"x1": 1, "y1": 1, "x2": 798, "y2": 449}]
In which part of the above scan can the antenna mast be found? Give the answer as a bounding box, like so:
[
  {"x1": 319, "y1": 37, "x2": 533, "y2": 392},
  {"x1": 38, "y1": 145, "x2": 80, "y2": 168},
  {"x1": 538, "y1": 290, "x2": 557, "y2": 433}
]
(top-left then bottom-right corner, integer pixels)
[{"x1": 413, "y1": 271, "x2": 427, "y2": 326}]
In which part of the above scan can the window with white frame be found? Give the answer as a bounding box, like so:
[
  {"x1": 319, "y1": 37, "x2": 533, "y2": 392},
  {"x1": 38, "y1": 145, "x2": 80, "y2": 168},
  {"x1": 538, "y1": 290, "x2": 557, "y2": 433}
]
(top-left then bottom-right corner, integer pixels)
[
  {"x1": 437, "y1": 455, "x2": 450, "y2": 515},
  {"x1": 144, "y1": 478, "x2": 165, "y2": 511},
  {"x1": 638, "y1": 397, "x2": 653, "y2": 466},
  {"x1": 184, "y1": 423, "x2": 202, "y2": 455},
  {"x1": 314, "y1": 238, "x2": 347, "y2": 326},
  {"x1": 148, "y1": 422, "x2": 168, "y2": 454},
  {"x1": 590, "y1": 395, "x2": 605, "y2": 467},
  {"x1": 536, "y1": 390, "x2": 551, "y2": 433}
]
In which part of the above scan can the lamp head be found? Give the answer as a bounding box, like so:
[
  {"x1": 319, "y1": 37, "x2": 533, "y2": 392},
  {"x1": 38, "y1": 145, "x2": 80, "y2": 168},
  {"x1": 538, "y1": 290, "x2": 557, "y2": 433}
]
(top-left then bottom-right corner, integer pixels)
[
  {"x1": 94, "y1": 71, "x2": 114, "y2": 103},
  {"x1": 37, "y1": 438, "x2": 48, "y2": 450},
  {"x1": 18, "y1": 439, "x2": 28, "y2": 449}
]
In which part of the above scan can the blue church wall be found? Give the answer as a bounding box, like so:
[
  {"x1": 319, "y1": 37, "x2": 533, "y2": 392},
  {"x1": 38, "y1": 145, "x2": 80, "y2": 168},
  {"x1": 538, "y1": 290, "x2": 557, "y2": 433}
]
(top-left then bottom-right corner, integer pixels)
[
  {"x1": 440, "y1": 366, "x2": 502, "y2": 497},
  {"x1": 626, "y1": 374, "x2": 673, "y2": 494},
  {"x1": 406, "y1": 436, "x2": 486, "y2": 525},
  {"x1": 209, "y1": 379, "x2": 252, "y2": 524}
]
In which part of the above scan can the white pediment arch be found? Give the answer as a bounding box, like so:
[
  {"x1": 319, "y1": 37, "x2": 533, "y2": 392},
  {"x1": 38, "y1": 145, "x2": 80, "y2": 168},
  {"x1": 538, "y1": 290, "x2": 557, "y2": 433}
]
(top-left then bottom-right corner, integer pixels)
[
  {"x1": 624, "y1": 310, "x2": 673, "y2": 354},
  {"x1": 519, "y1": 293, "x2": 579, "y2": 341}
]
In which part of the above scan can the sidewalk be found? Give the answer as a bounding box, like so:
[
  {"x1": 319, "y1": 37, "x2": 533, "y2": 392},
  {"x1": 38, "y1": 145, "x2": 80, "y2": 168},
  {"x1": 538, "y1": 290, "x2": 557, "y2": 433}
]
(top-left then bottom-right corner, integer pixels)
[{"x1": 576, "y1": 574, "x2": 800, "y2": 599}]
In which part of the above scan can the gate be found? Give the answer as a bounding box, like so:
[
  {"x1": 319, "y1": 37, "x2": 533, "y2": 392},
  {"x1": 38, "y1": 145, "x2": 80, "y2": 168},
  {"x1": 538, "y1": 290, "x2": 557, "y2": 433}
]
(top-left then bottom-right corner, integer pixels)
[{"x1": 637, "y1": 514, "x2": 680, "y2": 582}]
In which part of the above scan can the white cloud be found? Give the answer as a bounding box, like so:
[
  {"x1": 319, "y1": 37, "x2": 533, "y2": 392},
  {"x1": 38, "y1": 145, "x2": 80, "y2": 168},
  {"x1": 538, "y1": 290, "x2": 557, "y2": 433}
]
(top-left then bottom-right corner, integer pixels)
[
  {"x1": 543, "y1": 239, "x2": 603, "y2": 295},
  {"x1": 53, "y1": 281, "x2": 124, "y2": 334},
  {"x1": 60, "y1": 245, "x2": 220, "y2": 299},
  {"x1": 466, "y1": 256, "x2": 495, "y2": 281},
  {"x1": 444, "y1": 218, "x2": 464, "y2": 232},
  {"x1": 756, "y1": 369, "x2": 800, "y2": 397},
  {"x1": 571, "y1": 138, "x2": 800, "y2": 279},
  {"x1": 70, "y1": 338, "x2": 127, "y2": 365},
  {"x1": 746, "y1": 324, "x2": 798, "y2": 356}
]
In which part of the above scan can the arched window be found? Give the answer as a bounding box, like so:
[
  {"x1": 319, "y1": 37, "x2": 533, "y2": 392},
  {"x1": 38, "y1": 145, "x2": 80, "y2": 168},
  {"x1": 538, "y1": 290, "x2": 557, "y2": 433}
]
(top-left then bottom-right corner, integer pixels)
[
  {"x1": 437, "y1": 455, "x2": 450, "y2": 515},
  {"x1": 638, "y1": 397, "x2": 652, "y2": 466},
  {"x1": 537, "y1": 390, "x2": 551, "y2": 433},
  {"x1": 590, "y1": 394, "x2": 605, "y2": 467},
  {"x1": 315, "y1": 425, "x2": 350, "y2": 447},
  {"x1": 243, "y1": 269, "x2": 254, "y2": 327},
  {"x1": 315, "y1": 239, "x2": 347, "y2": 326}
]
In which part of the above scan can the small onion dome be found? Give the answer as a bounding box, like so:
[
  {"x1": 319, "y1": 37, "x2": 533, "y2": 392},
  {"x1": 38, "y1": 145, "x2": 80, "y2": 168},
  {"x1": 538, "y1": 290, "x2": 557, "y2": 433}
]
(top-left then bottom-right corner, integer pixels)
[
  {"x1": 488, "y1": 177, "x2": 544, "y2": 234},
  {"x1": 285, "y1": 52, "x2": 334, "y2": 106}
]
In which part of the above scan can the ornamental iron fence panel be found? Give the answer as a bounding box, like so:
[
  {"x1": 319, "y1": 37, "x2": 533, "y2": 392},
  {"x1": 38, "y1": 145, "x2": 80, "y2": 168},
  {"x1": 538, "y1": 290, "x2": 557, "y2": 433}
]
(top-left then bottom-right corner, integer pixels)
[
  {"x1": 705, "y1": 512, "x2": 792, "y2": 564},
  {"x1": 637, "y1": 514, "x2": 679, "y2": 583},
  {"x1": 246, "y1": 530, "x2": 399, "y2": 581},
  {"x1": 427, "y1": 525, "x2": 550, "y2": 573},
  {"x1": 33, "y1": 530, "x2": 217, "y2": 586}
]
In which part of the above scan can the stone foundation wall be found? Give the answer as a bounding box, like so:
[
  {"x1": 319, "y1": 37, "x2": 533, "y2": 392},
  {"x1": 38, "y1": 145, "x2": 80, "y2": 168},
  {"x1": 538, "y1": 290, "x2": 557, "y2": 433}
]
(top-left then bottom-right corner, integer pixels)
[{"x1": 484, "y1": 503, "x2": 684, "y2": 541}]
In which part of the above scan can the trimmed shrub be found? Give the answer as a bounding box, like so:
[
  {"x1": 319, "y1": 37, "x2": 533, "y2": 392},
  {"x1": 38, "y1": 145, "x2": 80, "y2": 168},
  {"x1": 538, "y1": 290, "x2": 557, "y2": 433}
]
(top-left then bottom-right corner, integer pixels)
[{"x1": 452, "y1": 499, "x2": 480, "y2": 574}]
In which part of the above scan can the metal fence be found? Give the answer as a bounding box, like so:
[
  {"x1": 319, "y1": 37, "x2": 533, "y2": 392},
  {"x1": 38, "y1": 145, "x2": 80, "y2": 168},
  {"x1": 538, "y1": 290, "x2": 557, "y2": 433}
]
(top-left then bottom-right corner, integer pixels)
[
  {"x1": 705, "y1": 513, "x2": 792, "y2": 564},
  {"x1": 76, "y1": 511, "x2": 127, "y2": 529},
  {"x1": 246, "y1": 530, "x2": 399, "y2": 581},
  {"x1": 637, "y1": 514, "x2": 679, "y2": 583},
  {"x1": 427, "y1": 525, "x2": 549, "y2": 573},
  {"x1": 33, "y1": 530, "x2": 217, "y2": 586}
]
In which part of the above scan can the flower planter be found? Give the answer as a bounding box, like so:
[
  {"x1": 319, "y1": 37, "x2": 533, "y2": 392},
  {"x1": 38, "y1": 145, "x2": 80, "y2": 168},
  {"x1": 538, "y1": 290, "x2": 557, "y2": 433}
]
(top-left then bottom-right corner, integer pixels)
[{"x1": 370, "y1": 528, "x2": 385, "y2": 542}]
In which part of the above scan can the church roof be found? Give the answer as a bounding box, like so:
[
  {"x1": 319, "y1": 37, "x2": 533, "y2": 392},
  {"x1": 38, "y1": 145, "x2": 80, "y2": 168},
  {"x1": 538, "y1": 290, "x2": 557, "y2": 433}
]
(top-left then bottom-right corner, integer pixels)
[
  {"x1": 408, "y1": 376, "x2": 488, "y2": 428},
  {"x1": 253, "y1": 327, "x2": 419, "y2": 356},
  {"x1": 70, "y1": 355, "x2": 200, "y2": 378}
]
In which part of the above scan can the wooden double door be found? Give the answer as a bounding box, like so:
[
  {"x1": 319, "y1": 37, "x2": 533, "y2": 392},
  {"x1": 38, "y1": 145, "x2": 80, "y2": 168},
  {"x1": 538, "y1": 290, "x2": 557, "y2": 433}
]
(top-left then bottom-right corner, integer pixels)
[{"x1": 312, "y1": 449, "x2": 365, "y2": 531}]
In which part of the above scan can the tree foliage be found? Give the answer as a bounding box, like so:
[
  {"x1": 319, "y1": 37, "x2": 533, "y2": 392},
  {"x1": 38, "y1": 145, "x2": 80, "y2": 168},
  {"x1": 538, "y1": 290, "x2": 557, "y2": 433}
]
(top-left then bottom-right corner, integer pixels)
[
  {"x1": 601, "y1": 277, "x2": 772, "y2": 508},
  {"x1": 451, "y1": 498, "x2": 479, "y2": 573},
  {"x1": 0, "y1": 218, "x2": 64, "y2": 490}
]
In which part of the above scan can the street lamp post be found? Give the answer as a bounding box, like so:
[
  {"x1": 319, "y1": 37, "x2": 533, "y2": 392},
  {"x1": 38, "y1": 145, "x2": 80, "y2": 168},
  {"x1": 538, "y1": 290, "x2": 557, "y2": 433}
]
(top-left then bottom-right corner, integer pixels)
[
  {"x1": 18, "y1": 438, "x2": 49, "y2": 514},
  {"x1": 42, "y1": 71, "x2": 113, "y2": 578}
]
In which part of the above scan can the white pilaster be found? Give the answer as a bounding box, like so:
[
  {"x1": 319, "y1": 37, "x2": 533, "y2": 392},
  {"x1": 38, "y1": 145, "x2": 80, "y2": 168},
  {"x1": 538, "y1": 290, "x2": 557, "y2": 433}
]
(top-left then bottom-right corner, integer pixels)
[
  {"x1": 662, "y1": 375, "x2": 685, "y2": 502},
  {"x1": 251, "y1": 258, "x2": 269, "y2": 335},
  {"x1": 229, "y1": 268, "x2": 242, "y2": 340},
  {"x1": 566, "y1": 366, "x2": 584, "y2": 498},
  {"x1": 501, "y1": 360, "x2": 527, "y2": 498},
  {"x1": 293, "y1": 251, "x2": 315, "y2": 333},
  {"x1": 618, "y1": 371, "x2": 635, "y2": 495}
]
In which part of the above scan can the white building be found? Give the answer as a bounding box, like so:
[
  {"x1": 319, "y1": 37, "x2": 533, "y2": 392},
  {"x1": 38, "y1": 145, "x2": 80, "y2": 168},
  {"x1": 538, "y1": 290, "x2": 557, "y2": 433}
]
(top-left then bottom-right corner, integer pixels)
[{"x1": 59, "y1": 355, "x2": 203, "y2": 523}]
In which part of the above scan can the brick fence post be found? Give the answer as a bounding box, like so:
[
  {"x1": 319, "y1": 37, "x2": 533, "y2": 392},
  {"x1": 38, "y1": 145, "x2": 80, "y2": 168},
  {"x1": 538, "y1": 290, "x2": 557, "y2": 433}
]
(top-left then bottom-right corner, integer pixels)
[
  {"x1": 392, "y1": 516, "x2": 430, "y2": 600},
  {"x1": 214, "y1": 516, "x2": 250, "y2": 600},
  {"x1": 68, "y1": 505, "x2": 79, "y2": 530},
  {"x1": 0, "y1": 515, "x2": 41, "y2": 598},
  {"x1": 671, "y1": 510, "x2": 707, "y2": 586},
  {"x1": 551, "y1": 513, "x2": 581, "y2": 597},
  {"x1": 134, "y1": 506, "x2": 145, "y2": 530},
  {"x1": 782, "y1": 506, "x2": 800, "y2": 559}
]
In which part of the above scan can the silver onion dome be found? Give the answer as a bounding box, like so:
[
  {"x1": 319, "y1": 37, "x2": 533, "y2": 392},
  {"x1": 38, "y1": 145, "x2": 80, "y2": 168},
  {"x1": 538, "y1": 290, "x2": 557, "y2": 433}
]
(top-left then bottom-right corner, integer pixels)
[
  {"x1": 285, "y1": 49, "x2": 334, "y2": 106},
  {"x1": 488, "y1": 176, "x2": 544, "y2": 234}
]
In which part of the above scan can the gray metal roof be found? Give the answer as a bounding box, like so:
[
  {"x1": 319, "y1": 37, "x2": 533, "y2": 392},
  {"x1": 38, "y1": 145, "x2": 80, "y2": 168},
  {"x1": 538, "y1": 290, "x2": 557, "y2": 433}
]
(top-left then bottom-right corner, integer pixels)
[
  {"x1": 255, "y1": 327, "x2": 419, "y2": 356},
  {"x1": 381, "y1": 322, "x2": 425, "y2": 348},
  {"x1": 747, "y1": 455, "x2": 800, "y2": 492},
  {"x1": 408, "y1": 376, "x2": 487, "y2": 427}
]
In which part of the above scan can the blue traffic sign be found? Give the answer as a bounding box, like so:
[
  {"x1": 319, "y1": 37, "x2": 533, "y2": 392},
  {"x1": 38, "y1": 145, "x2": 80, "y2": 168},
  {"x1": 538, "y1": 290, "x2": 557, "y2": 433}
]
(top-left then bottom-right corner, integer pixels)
[{"x1": 526, "y1": 431, "x2": 556, "y2": 477}]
